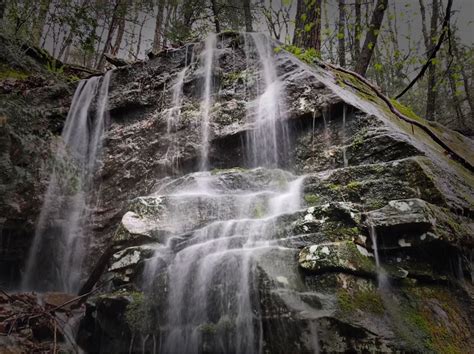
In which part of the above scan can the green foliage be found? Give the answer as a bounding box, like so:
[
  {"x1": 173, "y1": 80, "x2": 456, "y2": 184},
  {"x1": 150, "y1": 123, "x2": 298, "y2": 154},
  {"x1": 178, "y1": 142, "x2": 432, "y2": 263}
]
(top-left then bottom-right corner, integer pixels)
[
  {"x1": 278, "y1": 45, "x2": 320, "y2": 64},
  {"x1": 67, "y1": 75, "x2": 81, "y2": 83},
  {"x1": 374, "y1": 63, "x2": 383, "y2": 72}
]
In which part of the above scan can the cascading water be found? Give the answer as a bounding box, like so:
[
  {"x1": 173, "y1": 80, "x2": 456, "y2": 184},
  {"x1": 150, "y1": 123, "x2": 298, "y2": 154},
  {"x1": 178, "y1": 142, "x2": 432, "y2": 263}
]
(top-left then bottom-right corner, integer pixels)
[
  {"x1": 164, "y1": 44, "x2": 196, "y2": 169},
  {"x1": 157, "y1": 172, "x2": 304, "y2": 353},
  {"x1": 22, "y1": 71, "x2": 111, "y2": 293},
  {"x1": 166, "y1": 44, "x2": 195, "y2": 134},
  {"x1": 141, "y1": 33, "x2": 311, "y2": 353},
  {"x1": 245, "y1": 33, "x2": 289, "y2": 167}
]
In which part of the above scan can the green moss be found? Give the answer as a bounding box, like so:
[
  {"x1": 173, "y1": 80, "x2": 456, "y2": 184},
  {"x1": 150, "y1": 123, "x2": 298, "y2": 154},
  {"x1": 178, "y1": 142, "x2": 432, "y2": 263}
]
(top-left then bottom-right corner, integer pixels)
[
  {"x1": 125, "y1": 292, "x2": 148, "y2": 333},
  {"x1": 198, "y1": 323, "x2": 217, "y2": 334},
  {"x1": 398, "y1": 286, "x2": 469, "y2": 353},
  {"x1": 0, "y1": 64, "x2": 29, "y2": 80},
  {"x1": 304, "y1": 193, "x2": 320, "y2": 205},
  {"x1": 210, "y1": 167, "x2": 247, "y2": 175},
  {"x1": 337, "y1": 287, "x2": 384, "y2": 316},
  {"x1": 390, "y1": 99, "x2": 424, "y2": 123},
  {"x1": 346, "y1": 181, "x2": 361, "y2": 191},
  {"x1": 345, "y1": 241, "x2": 374, "y2": 270},
  {"x1": 337, "y1": 289, "x2": 354, "y2": 313},
  {"x1": 351, "y1": 133, "x2": 365, "y2": 148},
  {"x1": 253, "y1": 202, "x2": 266, "y2": 218},
  {"x1": 223, "y1": 71, "x2": 245, "y2": 84},
  {"x1": 327, "y1": 183, "x2": 340, "y2": 191},
  {"x1": 366, "y1": 199, "x2": 387, "y2": 210}
]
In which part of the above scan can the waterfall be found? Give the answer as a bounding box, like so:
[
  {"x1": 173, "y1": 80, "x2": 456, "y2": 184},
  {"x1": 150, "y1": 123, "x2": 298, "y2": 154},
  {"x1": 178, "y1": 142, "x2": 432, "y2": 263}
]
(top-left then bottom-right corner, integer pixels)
[
  {"x1": 139, "y1": 33, "x2": 311, "y2": 353},
  {"x1": 167, "y1": 44, "x2": 195, "y2": 134},
  {"x1": 199, "y1": 34, "x2": 217, "y2": 171},
  {"x1": 164, "y1": 45, "x2": 196, "y2": 169},
  {"x1": 245, "y1": 33, "x2": 288, "y2": 167},
  {"x1": 21, "y1": 71, "x2": 111, "y2": 293},
  {"x1": 157, "y1": 172, "x2": 305, "y2": 354}
]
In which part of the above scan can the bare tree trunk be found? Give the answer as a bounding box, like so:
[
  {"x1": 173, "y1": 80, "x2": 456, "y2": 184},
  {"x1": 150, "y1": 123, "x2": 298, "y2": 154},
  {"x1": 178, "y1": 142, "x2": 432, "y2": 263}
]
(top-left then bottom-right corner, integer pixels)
[
  {"x1": 419, "y1": 0, "x2": 429, "y2": 48},
  {"x1": 210, "y1": 0, "x2": 221, "y2": 33},
  {"x1": 111, "y1": 2, "x2": 127, "y2": 56},
  {"x1": 152, "y1": 0, "x2": 165, "y2": 52},
  {"x1": 323, "y1": 0, "x2": 334, "y2": 62},
  {"x1": 135, "y1": 16, "x2": 146, "y2": 58},
  {"x1": 243, "y1": 0, "x2": 253, "y2": 32},
  {"x1": 355, "y1": 0, "x2": 388, "y2": 76},
  {"x1": 96, "y1": 0, "x2": 121, "y2": 70},
  {"x1": 32, "y1": 0, "x2": 52, "y2": 46},
  {"x1": 338, "y1": 0, "x2": 345, "y2": 67},
  {"x1": 446, "y1": 58, "x2": 464, "y2": 126},
  {"x1": 0, "y1": 0, "x2": 5, "y2": 21},
  {"x1": 57, "y1": 30, "x2": 73, "y2": 60},
  {"x1": 293, "y1": 0, "x2": 322, "y2": 52},
  {"x1": 425, "y1": 0, "x2": 439, "y2": 121},
  {"x1": 354, "y1": 0, "x2": 361, "y2": 60},
  {"x1": 452, "y1": 36, "x2": 474, "y2": 124}
]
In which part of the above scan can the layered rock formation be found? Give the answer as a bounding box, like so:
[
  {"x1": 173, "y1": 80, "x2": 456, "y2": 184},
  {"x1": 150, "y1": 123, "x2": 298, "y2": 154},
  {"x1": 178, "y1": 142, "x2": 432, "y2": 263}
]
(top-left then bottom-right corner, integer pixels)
[{"x1": 1, "y1": 32, "x2": 473, "y2": 353}]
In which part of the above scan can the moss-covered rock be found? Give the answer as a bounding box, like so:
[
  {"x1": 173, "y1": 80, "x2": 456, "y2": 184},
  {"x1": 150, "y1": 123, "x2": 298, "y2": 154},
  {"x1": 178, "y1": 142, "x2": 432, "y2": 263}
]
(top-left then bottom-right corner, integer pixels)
[{"x1": 299, "y1": 241, "x2": 375, "y2": 275}]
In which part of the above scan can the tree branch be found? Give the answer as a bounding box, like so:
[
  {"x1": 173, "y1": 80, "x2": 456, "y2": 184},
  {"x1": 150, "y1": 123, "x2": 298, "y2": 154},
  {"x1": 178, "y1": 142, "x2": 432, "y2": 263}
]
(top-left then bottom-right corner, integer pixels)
[{"x1": 395, "y1": 0, "x2": 453, "y2": 99}]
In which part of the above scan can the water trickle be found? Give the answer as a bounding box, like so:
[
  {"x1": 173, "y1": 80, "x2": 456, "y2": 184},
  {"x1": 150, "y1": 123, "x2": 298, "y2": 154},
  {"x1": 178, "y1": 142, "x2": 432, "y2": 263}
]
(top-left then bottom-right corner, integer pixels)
[
  {"x1": 368, "y1": 222, "x2": 388, "y2": 288},
  {"x1": 199, "y1": 33, "x2": 217, "y2": 171},
  {"x1": 312, "y1": 110, "x2": 317, "y2": 148},
  {"x1": 167, "y1": 45, "x2": 195, "y2": 134},
  {"x1": 342, "y1": 104, "x2": 348, "y2": 168},
  {"x1": 22, "y1": 71, "x2": 112, "y2": 293},
  {"x1": 167, "y1": 69, "x2": 187, "y2": 134}
]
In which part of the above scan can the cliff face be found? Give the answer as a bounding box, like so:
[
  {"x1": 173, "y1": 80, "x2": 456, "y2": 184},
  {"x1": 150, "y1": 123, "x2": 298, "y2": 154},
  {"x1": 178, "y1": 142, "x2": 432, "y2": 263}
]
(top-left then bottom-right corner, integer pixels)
[
  {"x1": 0, "y1": 34, "x2": 75, "y2": 286},
  {"x1": 1, "y1": 32, "x2": 473, "y2": 353}
]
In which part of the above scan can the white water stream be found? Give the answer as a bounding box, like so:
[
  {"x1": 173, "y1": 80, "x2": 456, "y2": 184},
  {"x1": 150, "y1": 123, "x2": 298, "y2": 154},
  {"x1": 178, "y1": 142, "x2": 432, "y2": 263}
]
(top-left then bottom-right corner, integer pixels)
[
  {"x1": 142, "y1": 33, "x2": 311, "y2": 353},
  {"x1": 22, "y1": 71, "x2": 111, "y2": 293}
]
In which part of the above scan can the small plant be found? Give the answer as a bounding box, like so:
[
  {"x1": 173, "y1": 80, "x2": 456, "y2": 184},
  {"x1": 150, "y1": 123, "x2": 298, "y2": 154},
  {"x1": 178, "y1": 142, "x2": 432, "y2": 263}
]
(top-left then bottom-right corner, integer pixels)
[
  {"x1": 275, "y1": 45, "x2": 320, "y2": 64},
  {"x1": 46, "y1": 59, "x2": 64, "y2": 75},
  {"x1": 304, "y1": 194, "x2": 319, "y2": 205}
]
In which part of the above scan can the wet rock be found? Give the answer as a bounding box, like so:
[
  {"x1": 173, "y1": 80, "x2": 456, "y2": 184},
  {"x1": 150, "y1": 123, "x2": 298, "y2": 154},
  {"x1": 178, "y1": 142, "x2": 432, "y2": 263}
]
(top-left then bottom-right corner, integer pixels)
[
  {"x1": 366, "y1": 198, "x2": 474, "y2": 249},
  {"x1": 299, "y1": 241, "x2": 375, "y2": 275}
]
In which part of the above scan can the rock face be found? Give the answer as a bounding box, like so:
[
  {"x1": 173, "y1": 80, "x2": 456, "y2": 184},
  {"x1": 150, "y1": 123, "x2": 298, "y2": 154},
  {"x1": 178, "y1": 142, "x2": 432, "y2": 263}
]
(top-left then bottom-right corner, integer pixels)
[
  {"x1": 2, "y1": 32, "x2": 473, "y2": 352},
  {"x1": 0, "y1": 36, "x2": 75, "y2": 288}
]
